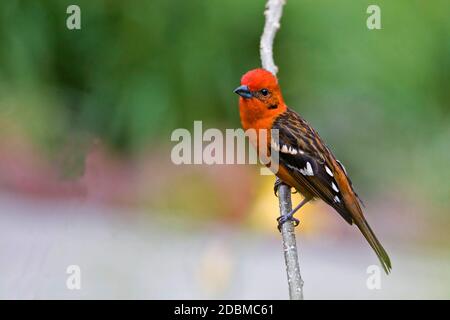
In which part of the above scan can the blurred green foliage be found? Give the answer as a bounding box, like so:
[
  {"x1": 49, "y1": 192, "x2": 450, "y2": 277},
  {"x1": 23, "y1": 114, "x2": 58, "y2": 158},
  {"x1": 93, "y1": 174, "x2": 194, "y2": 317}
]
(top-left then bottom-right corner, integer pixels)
[{"x1": 0, "y1": 1, "x2": 449, "y2": 204}]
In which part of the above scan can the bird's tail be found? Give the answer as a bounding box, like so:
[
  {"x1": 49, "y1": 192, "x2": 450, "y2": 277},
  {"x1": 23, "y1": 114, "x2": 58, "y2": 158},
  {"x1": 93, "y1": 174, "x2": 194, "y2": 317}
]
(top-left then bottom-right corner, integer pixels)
[{"x1": 353, "y1": 214, "x2": 392, "y2": 274}]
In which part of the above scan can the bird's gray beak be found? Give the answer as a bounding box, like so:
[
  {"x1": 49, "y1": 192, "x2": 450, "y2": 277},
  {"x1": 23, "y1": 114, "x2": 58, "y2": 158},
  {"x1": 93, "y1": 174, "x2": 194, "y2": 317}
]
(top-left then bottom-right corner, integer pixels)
[{"x1": 233, "y1": 85, "x2": 252, "y2": 99}]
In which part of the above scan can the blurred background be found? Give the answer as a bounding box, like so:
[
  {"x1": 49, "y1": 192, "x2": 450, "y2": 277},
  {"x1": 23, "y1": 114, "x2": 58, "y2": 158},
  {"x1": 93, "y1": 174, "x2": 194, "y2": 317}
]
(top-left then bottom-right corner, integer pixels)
[{"x1": 0, "y1": 0, "x2": 449, "y2": 299}]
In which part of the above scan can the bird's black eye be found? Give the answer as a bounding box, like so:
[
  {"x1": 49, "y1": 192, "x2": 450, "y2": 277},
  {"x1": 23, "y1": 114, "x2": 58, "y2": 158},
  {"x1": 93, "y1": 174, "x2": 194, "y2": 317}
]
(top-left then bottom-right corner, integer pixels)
[{"x1": 260, "y1": 88, "x2": 269, "y2": 96}]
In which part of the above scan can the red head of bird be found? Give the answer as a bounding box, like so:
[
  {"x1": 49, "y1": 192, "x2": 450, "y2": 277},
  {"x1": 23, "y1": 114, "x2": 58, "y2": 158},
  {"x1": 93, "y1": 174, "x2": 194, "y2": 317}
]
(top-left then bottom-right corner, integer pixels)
[{"x1": 234, "y1": 68, "x2": 287, "y2": 131}]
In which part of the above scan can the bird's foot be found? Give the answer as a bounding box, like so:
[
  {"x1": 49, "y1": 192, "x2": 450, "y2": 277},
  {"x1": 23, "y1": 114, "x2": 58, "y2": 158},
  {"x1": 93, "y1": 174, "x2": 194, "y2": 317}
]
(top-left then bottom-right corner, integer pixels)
[
  {"x1": 274, "y1": 177, "x2": 283, "y2": 197},
  {"x1": 277, "y1": 213, "x2": 300, "y2": 232},
  {"x1": 274, "y1": 177, "x2": 296, "y2": 196}
]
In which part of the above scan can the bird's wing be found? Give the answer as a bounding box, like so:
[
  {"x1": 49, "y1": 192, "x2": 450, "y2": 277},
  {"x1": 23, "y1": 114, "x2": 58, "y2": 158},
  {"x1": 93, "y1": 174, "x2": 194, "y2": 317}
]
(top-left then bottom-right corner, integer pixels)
[
  {"x1": 271, "y1": 108, "x2": 356, "y2": 224},
  {"x1": 271, "y1": 108, "x2": 392, "y2": 274}
]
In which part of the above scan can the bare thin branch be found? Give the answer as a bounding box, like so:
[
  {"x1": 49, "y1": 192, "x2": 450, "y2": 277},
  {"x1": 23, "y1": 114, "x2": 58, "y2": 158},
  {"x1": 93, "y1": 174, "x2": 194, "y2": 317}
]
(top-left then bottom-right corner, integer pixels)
[
  {"x1": 260, "y1": 0, "x2": 285, "y2": 74},
  {"x1": 278, "y1": 184, "x2": 304, "y2": 299},
  {"x1": 260, "y1": 0, "x2": 304, "y2": 300}
]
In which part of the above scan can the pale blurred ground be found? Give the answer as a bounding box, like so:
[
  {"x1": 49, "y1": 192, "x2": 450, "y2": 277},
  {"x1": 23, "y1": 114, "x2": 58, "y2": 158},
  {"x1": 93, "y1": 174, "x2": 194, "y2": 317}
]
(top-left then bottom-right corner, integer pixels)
[{"x1": 1, "y1": 193, "x2": 448, "y2": 300}]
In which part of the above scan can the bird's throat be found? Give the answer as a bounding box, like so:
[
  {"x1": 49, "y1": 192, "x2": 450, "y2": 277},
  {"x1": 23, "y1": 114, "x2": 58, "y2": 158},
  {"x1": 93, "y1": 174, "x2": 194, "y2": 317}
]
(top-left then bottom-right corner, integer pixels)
[{"x1": 239, "y1": 99, "x2": 286, "y2": 131}]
